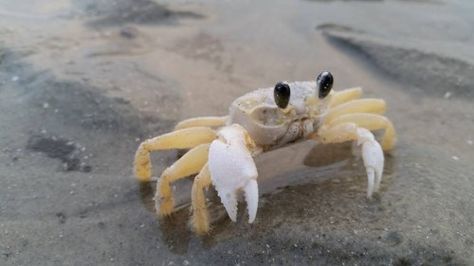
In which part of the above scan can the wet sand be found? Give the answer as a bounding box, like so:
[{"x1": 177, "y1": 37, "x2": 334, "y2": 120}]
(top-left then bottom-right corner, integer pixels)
[{"x1": 1, "y1": 0, "x2": 473, "y2": 265}]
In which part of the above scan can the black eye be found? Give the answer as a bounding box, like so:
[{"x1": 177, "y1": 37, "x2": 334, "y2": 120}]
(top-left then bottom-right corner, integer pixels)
[
  {"x1": 316, "y1": 71, "x2": 333, "y2": 99},
  {"x1": 274, "y1": 82, "x2": 291, "y2": 109}
]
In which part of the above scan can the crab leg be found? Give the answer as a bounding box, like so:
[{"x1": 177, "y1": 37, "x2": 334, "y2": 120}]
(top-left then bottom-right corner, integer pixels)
[
  {"x1": 175, "y1": 116, "x2": 228, "y2": 130},
  {"x1": 157, "y1": 143, "x2": 210, "y2": 216},
  {"x1": 134, "y1": 127, "x2": 216, "y2": 182},
  {"x1": 208, "y1": 124, "x2": 259, "y2": 223},
  {"x1": 324, "y1": 98, "x2": 386, "y2": 124},
  {"x1": 327, "y1": 113, "x2": 397, "y2": 150},
  {"x1": 191, "y1": 163, "x2": 212, "y2": 234},
  {"x1": 329, "y1": 87, "x2": 363, "y2": 107},
  {"x1": 318, "y1": 123, "x2": 384, "y2": 198}
]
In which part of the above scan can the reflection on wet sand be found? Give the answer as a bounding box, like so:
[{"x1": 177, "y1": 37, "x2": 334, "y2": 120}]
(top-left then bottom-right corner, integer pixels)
[{"x1": 138, "y1": 141, "x2": 396, "y2": 252}]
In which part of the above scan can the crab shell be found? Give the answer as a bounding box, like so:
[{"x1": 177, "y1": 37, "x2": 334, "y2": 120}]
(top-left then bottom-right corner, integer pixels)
[{"x1": 227, "y1": 81, "x2": 331, "y2": 148}]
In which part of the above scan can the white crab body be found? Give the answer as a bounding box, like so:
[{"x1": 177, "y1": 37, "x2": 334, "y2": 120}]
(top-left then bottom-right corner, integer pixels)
[
  {"x1": 134, "y1": 72, "x2": 396, "y2": 234},
  {"x1": 208, "y1": 81, "x2": 330, "y2": 222},
  {"x1": 207, "y1": 79, "x2": 390, "y2": 225},
  {"x1": 228, "y1": 81, "x2": 327, "y2": 147}
]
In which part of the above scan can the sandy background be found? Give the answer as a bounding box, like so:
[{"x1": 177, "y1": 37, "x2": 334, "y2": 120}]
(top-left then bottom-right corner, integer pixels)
[{"x1": 0, "y1": 0, "x2": 473, "y2": 265}]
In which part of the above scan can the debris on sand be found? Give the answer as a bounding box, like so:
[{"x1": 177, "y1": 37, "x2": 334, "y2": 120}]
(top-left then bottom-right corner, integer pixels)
[{"x1": 26, "y1": 134, "x2": 92, "y2": 172}]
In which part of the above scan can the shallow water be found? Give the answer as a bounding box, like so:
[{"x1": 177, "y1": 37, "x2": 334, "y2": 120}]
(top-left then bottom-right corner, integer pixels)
[{"x1": 0, "y1": 0, "x2": 473, "y2": 265}]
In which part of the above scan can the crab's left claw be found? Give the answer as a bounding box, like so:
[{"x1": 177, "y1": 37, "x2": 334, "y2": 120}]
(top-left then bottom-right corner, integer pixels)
[
  {"x1": 208, "y1": 125, "x2": 259, "y2": 223},
  {"x1": 357, "y1": 128, "x2": 384, "y2": 198}
]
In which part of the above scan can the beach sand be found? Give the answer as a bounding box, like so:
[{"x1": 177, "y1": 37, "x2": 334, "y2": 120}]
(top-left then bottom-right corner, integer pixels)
[{"x1": 0, "y1": 0, "x2": 473, "y2": 265}]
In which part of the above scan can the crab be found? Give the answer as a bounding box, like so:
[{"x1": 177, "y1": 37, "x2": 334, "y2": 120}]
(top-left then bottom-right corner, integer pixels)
[{"x1": 134, "y1": 71, "x2": 396, "y2": 234}]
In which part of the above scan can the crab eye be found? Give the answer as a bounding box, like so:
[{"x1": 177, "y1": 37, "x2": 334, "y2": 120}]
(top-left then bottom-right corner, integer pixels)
[
  {"x1": 316, "y1": 71, "x2": 333, "y2": 99},
  {"x1": 274, "y1": 82, "x2": 291, "y2": 109}
]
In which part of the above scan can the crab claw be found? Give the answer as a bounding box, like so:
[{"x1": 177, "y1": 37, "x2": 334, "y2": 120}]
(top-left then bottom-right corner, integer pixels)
[
  {"x1": 208, "y1": 125, "x2": 259, "y2": 223},
  {"x1": 357, "y1": 128, "x2": 384, "y2": 198}
]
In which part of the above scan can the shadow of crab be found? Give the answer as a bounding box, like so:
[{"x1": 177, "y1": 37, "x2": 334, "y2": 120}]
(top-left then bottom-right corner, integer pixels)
[{"x1": 138, "y1": 141, "x2": 396, "y2": 250}]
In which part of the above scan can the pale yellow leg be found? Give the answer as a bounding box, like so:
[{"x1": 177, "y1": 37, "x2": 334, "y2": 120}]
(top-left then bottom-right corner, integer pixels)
[
  {"x1": 325, "y1": 98, "x2": 386, "y2": 124},
  {"x1": 134, "y1": 127, "x2": 216, "y2": 182},
  {"x1": 175, "y1": 116, "x2": 228, "y2": 130},
  {"x1": 327, "y1": 113, "x2": 397, "y2": 150},
  {"x1": 317, "y1": 123, "x2": 359, "y2": 144},
  {"x1": 156, "y1": 143, "x2": 210, "y2": 216},
  {"x1": 329, "y1": 87, "x2": 363, "y2": 108},
  {"x1": 191, "y1": 163, "x2": 212, "y2": 234}
]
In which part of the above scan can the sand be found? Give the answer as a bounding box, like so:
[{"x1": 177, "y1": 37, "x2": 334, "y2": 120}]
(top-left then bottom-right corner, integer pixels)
[{"x1": 0, "y1": 0, "x2": 473, "y2": 265}]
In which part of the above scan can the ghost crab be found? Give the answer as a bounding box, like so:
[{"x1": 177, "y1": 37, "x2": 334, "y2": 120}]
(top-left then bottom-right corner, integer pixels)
[{"x1": 134, "y1": 71, "x2": 396, "y2": 234}]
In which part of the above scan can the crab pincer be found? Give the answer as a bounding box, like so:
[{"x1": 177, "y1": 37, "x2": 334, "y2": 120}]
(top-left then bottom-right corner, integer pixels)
[
  {"x1": 208, "y1": 125, "x2": 260, "y2": 223},
  {"x1": 356, "y1": 128, "x2": 384, "y2": 198}
]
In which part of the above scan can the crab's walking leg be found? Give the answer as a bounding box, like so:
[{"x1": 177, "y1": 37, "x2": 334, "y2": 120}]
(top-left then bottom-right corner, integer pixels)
[
  {"x1": 175, "y1": 116, "x2": 228, "y2": 130},
  {"x1": 329, "y1": 87, "x2": 362, "y2": 107},
  {"x1": 191, "y1": 163, "x2": 212, "y2": 234},
  {"x1": 156, "y1": 143, "x2": 210, "y2": 215},
  {"x1": 324, "y1": 98, "x2": 386, "y2": 124},
  {"x1": 134, "y1": 127, "x2": 216, "y2": 182},
  {"x1": 327, "y1": 113, "x2": 397, "y2": 150},
  {"x1": 318, "y1": 123, "x2": 384, "y2": 198}
]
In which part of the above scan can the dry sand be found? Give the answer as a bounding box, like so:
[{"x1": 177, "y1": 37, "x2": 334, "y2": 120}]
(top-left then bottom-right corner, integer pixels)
[{"x1": 0, "y1": 0, "x2": 473, "y2": 265}]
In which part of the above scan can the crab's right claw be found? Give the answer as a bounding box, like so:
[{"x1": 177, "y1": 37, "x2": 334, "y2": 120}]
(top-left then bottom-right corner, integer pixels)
[
  {"x1": 208, "y1": 136, "x2": 259, "y2": 223},
  {"x1": 357, "y1": 128, "x2": 384, "y2": 198}
]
